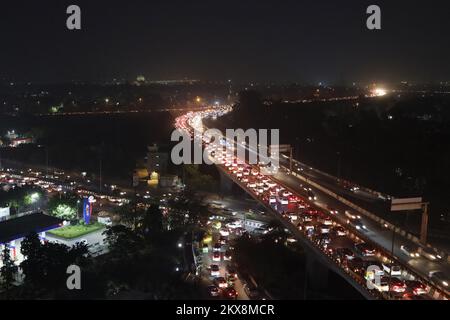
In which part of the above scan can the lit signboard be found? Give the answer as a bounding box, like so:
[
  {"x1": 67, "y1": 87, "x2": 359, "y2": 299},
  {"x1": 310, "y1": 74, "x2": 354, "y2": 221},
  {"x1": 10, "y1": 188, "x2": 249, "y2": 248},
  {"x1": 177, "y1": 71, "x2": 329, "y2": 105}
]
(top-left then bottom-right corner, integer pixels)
[{"x1": 83, "y1": 196, "x2": 95, "y2": 224}]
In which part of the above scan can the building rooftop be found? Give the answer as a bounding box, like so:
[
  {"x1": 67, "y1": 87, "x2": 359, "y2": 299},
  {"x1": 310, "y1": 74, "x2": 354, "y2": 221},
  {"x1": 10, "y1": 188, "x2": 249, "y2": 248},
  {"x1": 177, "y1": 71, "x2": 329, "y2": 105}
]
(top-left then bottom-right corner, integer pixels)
[{"x1": 0, "y1": 212, "x2": 63, "y2": 244}]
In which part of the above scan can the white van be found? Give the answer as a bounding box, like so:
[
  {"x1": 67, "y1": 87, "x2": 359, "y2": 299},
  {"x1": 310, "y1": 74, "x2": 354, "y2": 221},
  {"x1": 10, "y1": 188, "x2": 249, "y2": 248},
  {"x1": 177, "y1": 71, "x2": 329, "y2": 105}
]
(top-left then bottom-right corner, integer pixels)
[{"x1": 382, "y1": 263, "x2": 402, "y2": 276}]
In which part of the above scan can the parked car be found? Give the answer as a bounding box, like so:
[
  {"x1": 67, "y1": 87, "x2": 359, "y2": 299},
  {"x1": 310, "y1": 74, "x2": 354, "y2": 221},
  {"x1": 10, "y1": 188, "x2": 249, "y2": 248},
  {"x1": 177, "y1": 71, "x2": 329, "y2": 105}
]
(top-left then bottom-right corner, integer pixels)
[
  {"x1": 210, "y1": 264, "x2": 220, "y2": 277},
  {"x1": 355, "y1": 243, "x2": 376, "y2": 257},
  {"x1": 405, "y1": 280, "x2": 428, "y2": 296},
  {"x1": 223, "y1": 287, "x2": 238, "y2": 299},
  {"x1": 390, "y1": 278, "x2": 407, "y2": 293},
  {"x1": 319, "y1": 224, "x2": 330, "y2": 234},
  {"x1": 346, "y1": 257, "x2": 366, "y2": 275},
  {"x1": 382, "y1": 263, "x2": 402, "y2": 277},
  {"x1": 332, "y1": 226, "x2": 347, "y2": 236},
  {"x1": 372, "y1": 276, "x2": 389, "y2": 292},
  {"x1": 213, "y1": 243, "x2": 222, "y2": 252},
  {"x1": 212, "y1": 252, "x2": 221, "y2": 262},
  {"x1": 214, "y1": 277, "x2": 228, "y2": 289},
  {"x1": 207, "y1": 285, "x2": 220, "y2": 297}
]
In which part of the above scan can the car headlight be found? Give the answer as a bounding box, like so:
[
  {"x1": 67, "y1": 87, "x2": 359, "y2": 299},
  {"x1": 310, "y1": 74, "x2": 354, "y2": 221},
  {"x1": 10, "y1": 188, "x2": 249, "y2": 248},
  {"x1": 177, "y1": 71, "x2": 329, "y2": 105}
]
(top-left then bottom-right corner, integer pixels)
[
  {"x1": 437, "y1": 255, "x2": 442, "y2": 259},
  {"x1": 442, "y1": 281, "x2": 448, "y2": 287},
  {"x1": 430, "y1": 255, "x2": 436, "y2": 260}
]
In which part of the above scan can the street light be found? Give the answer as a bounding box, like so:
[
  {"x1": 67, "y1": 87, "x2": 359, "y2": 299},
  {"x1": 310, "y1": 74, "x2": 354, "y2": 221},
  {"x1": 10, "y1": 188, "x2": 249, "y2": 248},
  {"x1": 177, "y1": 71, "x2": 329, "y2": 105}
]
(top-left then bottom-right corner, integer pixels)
[{"x1": 30, "y1": 192, "x2": 40, "y2": 203}]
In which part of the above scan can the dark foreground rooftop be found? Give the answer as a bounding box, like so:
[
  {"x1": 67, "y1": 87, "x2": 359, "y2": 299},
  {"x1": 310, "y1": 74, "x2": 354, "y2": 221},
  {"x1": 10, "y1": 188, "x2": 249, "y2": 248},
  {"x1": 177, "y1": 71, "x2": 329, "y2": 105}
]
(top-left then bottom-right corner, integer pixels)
[{"x1": 0, "y1": 212, "x2": 63, "y2": 244}]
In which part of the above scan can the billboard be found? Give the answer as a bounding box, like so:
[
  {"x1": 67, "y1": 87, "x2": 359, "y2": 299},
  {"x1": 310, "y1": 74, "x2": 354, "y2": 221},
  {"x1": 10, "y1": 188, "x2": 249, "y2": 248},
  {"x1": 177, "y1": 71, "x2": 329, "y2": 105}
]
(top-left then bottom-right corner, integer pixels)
[
  {"x1": 83, "y1": 196, "x2": 94, "y2": 224},
  {"x1": 391, "y1": 197, "x2": 423, "y2": 211}
]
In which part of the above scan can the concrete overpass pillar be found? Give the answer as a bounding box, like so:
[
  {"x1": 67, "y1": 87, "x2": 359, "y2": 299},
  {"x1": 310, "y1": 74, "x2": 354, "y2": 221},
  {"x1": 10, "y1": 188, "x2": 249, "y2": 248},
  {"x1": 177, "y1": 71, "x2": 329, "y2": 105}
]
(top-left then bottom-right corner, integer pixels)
[
  {"x1": 219, "y1": 170, "x2": 233, "y2": 195},
  {"x1": 304, "y1": 248, "x2": 329, "y2": 299}
]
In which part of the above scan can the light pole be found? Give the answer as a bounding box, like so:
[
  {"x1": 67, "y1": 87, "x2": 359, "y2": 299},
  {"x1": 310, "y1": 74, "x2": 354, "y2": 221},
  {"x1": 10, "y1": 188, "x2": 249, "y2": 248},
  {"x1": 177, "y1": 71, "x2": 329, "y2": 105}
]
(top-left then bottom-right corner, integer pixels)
[
  {"x1": 389, "y1": 227, "x2": 395, "y2": 299},
  {"x1": 45, "y1": 146, "x2": 49, "y2": 177},
  {"x1": 336, "y1": 151, "x2": 341, "y2": 180},
  {"x1": 99, "y1": 157, "x2": 102, "y2": 193},
  {"x1": 38, "y1": 144, "x2": 49, "y2": 177}
]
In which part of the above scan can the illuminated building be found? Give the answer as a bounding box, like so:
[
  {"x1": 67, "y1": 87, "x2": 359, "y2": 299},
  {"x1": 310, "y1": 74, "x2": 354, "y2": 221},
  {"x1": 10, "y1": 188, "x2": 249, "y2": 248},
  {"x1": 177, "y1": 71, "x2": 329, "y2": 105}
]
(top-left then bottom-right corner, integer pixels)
[
  {"x1": 0, "y1": 212, "x2": 63, "y2": 266},
  {"x1": 145, "y1": 144, "x2": 169, "y2": 185}
]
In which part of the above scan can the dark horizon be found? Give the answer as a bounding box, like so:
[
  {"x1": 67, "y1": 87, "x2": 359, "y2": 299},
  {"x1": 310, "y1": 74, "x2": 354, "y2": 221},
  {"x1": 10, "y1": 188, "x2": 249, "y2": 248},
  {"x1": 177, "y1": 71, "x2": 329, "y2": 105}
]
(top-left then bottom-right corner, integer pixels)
[{"x1": 1, "y1": 0, "x2": 450, "y2": 84}]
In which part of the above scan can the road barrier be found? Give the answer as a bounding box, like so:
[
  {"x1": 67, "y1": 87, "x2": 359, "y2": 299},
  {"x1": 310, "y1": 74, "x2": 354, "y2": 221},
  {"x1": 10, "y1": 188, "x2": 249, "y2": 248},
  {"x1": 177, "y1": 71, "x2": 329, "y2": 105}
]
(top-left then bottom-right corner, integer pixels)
[
  {"x1": 281, "y1": 154, "x2": 392, "y2": 201},
  {"x1": 195, "y1": 111, "x2": 448, "y2": 299}
]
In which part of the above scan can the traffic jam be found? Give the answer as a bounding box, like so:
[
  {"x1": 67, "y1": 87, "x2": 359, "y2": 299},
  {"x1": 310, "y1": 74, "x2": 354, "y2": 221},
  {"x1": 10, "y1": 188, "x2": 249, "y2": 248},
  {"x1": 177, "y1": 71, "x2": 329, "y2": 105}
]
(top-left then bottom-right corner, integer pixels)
[
  {"x1": 199, "y1": 209, "x2": 271, "y2": 300},
  {"x1": 175, "y1": 108, "x2": 447, "y2": 300},
  {"x1": 0, "y1": 168, "x2": 130, "y2": 208},
  {"x1": 200, "y1": 216, "x2": 243, "y2": 300}
]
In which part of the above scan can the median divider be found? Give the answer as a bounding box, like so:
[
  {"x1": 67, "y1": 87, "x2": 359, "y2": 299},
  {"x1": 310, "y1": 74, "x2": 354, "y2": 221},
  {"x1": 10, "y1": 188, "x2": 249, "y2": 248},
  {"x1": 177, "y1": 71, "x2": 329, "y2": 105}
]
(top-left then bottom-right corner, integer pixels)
[{"x1": 281, "y1": 154, "x2": 392, "y2": 201}]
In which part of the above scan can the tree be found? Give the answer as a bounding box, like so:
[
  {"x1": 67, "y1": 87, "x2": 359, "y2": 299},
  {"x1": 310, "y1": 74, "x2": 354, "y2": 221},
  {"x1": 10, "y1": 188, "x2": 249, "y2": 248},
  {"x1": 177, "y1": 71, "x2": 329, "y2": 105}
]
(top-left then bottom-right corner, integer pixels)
[
  {"x1": 0, "y1": 244, "x2": 18, "y2": 296},
  {"x1": 19, "y1": 232, "x2": 44, "y2": 294},
  {"x1": 183, "y1": 165, "x2": 217, "y2": 192},
  {"x1": 103, "y1": 225, "x2": 143, "y2": 258},
  {"x1": 47, "y1": 193, "x2": 79, "y2": 220},
  {"x1": 141, "y1": 204, "x2": 164, "y2": 236},
  {"x1": 0, "y1": 186, "x2": 44, "y2": 214},
  {"x1": 52, "y1": 204, "x2": 77, "y2": 220},
  {"x1": 262, "y1": 219, "x2": 290, "y2": 244},
  {"x1": 114, "y1": 202, "x2": 145, "y2": 230},
  {"x1": 168, "y1": 197, "x2": 210, "y2": 230},
  {"x1": 19, "y1": 232, "x2": 90, "y2": 297}
]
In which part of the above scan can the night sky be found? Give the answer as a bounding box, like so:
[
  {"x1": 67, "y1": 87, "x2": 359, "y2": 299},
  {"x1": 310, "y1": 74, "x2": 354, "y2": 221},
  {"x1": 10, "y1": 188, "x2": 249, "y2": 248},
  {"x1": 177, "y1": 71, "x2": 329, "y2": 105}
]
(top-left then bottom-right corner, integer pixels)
[{"x1": 1, "y1": 0, "x2": 449, "y2": 84}]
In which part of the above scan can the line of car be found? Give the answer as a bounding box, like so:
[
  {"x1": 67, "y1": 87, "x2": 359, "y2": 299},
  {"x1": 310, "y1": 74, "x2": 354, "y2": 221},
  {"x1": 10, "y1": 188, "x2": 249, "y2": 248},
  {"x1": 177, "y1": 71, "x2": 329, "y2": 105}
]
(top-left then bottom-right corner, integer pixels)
[
  {"x1": 177, "y1": 109, "x2": 449, "y2": 300},
  {"x1": 210, "y1": 148, "x2": 440, "y2": 299}
]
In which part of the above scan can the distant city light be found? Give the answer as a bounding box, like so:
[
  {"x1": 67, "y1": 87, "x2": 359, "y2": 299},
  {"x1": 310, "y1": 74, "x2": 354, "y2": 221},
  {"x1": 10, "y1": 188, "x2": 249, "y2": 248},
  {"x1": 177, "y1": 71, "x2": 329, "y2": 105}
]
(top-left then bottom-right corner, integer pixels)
[{"x1": 373, "y1": 88, "x2": 387, "y2": 97}]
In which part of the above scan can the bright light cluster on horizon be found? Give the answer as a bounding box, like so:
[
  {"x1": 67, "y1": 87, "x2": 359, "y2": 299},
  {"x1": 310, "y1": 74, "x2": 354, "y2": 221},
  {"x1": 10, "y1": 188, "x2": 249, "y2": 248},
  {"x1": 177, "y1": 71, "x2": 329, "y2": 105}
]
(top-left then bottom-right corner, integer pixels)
[{"x1": 373, "y1": 88, "x2": 388, "y2": 97}]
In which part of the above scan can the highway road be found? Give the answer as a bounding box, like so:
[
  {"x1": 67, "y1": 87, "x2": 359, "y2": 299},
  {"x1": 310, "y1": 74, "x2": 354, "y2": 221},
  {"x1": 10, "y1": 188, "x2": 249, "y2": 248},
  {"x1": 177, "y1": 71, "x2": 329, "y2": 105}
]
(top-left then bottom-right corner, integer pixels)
[
  {"x1": 175, "y1": 106, "x2": 450, "y2": 300},
  {"x1": 273, "y1": 169, "x2": 450, "y2": 289}
]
